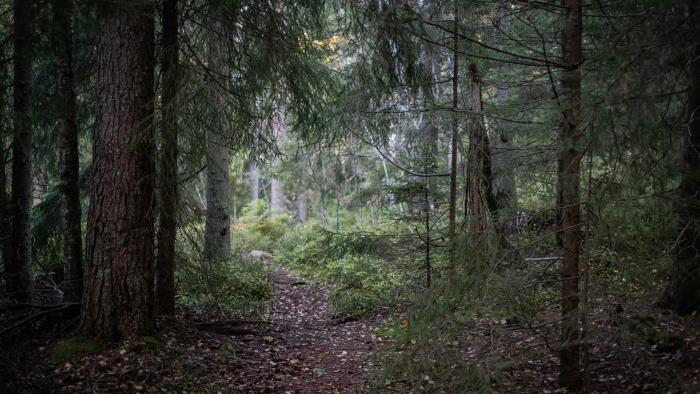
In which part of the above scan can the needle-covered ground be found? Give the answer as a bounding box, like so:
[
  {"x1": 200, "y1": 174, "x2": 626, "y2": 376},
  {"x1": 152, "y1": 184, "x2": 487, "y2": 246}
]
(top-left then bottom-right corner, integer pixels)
[{"x1": 1, "y1": 268, "x2": 384, "y2": 393}]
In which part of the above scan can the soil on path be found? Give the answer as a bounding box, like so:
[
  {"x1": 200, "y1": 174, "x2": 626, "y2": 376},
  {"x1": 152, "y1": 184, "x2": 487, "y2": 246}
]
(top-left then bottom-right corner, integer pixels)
[
  {"x1": 252, "y1": 268, "x2": 380, "y2": 392},
  {"x1": 1, "y1": 267, "x2": 382, "y2": 393}
]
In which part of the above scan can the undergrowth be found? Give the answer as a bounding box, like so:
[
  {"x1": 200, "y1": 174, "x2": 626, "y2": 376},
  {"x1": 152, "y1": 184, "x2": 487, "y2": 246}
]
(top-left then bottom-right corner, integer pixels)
[
  {"x1": 52, "y1": 337, "x2": 102, "y2": 364},
  {"x1": 275, "y1": 224, "x2": 419, "y2": 317}
]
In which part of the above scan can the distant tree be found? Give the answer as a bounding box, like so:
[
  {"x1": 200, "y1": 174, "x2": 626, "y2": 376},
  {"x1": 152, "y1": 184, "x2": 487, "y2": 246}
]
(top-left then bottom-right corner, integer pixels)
[
  {"x1": 51, "y1": 0, "x2": 82, "y2": 303},
  {"x1": 7, "y1": 0, "x2": 34, "y2": 303},
  {"x1": 270, "y1": 103, "x2": 287, "y2": 217},
  {"x1": 81, "y1": 1, "x2": 155, "y2": 340},
  {"x1": 155, "y1": 0, "x2": 179, "y2": 317},
  {"x1": 448, "y1": 5, "x2": 460, "y2": 271}
]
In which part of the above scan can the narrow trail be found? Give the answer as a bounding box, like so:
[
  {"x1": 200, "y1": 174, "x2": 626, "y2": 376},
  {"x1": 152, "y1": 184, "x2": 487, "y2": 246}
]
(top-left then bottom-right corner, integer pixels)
[
  {"x1": 229, "y1": 267, "x2": 380, "y2": 393},
  {"x1": 2, "y1": 267, "x2": 384, "y2": 393}
]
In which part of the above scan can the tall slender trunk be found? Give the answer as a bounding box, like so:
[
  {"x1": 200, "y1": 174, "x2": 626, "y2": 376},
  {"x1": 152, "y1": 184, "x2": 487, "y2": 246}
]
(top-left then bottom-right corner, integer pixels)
[
  {"x1": 465, "y1": 64, "x2": 494, "y2": 240},
  {"x1": 52, "y1": 0, "x2": 83, "y2": 303},
  {"x1": 558, "y1": 0, "x2": 583, "y2": 389},
  {"x1": 156, "y1": 0, "x2": 179, "y2": 316},
  {"x1": 296, "y1": 188, "x2": 307, "y2": 223},
  {"x1": 448, "y1": 5, "x2": 460, "y2": 270},
  {"x1": 0, "y1": 60, "x2": 9, "y2": 276},
  {"x1": 270, "y1": 103, "x2": 286, "y2": 217},
  {"x1": 81, "y1": 2, "x2": 155, "y2": 341},
  {"x1": 492, "y1": 0, "x2": 517, "y2": 216},
  {"x1": 7, "y1": 0, "x2": 34, "y2": 303},
  {"x1": 249, "y1": 161, "x2": 260, "y2": 201},
  {"x1": 665, "y1": 1, "x2": 700, "y2": 315},
  {"x1": 204, "y1": 7, "x2": 231, "y2": 262}
]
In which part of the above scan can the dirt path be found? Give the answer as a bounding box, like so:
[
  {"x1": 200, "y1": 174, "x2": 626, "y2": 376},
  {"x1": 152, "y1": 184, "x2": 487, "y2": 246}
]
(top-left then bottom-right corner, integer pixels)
[
  {"x1": 2, "y1": 268, "x2": 382, "y2": 393},
  {"x1": 247, "y1": 270, "x2": 374, "y2": 393}
]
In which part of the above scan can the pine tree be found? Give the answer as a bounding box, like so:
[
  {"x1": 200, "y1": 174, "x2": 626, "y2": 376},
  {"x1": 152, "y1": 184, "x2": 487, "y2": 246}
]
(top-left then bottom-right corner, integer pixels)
[
  {"x1": 559, "y1": 0, "x2": 584, "y2": 389},
  {"x1": 52, "y1": 0, "x2": 82, "y2": 303},
  {"x1": 7, "y1": 0, "x2": 34, "y2": 303},
  {"x1": 81, "y1": 1, "x2": 155, "y2": 341}
]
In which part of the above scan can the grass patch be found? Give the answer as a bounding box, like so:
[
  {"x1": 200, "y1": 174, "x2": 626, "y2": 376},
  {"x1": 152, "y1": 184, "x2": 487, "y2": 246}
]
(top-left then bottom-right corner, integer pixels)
[{"x1": 51, "y1": 337, "x2": 101, "y2": 364}]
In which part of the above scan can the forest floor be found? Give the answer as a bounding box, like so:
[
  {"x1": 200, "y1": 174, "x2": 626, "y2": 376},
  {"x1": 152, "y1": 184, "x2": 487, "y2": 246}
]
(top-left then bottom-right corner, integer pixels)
[
  {"x1": 1, "y1": 267, "x2": 384, "y2": 393},
  {"x1": 2, "y1": 266, "x2": 700, "y2": 393}
]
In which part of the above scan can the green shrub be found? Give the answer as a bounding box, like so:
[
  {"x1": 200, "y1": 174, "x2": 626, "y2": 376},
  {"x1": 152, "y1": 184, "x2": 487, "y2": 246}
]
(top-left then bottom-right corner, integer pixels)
[
  {"x1": 275, "y1": 225, "x2": 418, "y2": 316},
  {"x1": 178, "y1": 255, "x2": 272, "y2": 319},
  {"x1": 232, "y1": 200, "x2": 291, "y2": 252}
]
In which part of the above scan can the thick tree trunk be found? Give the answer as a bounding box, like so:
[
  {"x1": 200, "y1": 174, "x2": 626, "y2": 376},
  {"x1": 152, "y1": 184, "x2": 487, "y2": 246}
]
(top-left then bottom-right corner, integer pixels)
[
  {"x1": 558, "y1": 0, "x2": 583, "y2": 389},
  {"x1": 81, "y1": 3, "x2": 155, "y2": 341},
  {"x1": 52, "y1": 0, "x2": 83, "y2": 303},
  {"x1": 156, "y1": 0, "x2": 179, "y2": 316},
  {"x1": 665, "y1": 1, "x2": 700, "y2": 315},
  {"x1": 204, "y1": 9, "x2": 231, "y2": 262},
  {"x1": 7, "y1": 0, "x2": 34, "y2": 303}
]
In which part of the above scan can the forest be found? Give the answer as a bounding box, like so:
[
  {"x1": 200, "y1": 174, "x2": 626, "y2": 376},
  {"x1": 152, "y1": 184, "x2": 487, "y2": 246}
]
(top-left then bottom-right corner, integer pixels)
[{"x1": 0, "y1": 0, "x2": 698, "y2": 392}]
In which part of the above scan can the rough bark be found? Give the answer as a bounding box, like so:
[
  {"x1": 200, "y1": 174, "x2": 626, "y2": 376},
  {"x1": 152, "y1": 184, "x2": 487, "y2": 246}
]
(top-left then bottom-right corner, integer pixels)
[
  {"x1": 155, "y1": 0, "x2": 179, "y2": 316},
  {"x1": 665, "y1": 1, "x2": 700, "y2": 315},
  {"x1": 52, "y1": 0, "x2": 83, "y2": 303},
  {"x1": 204, "y1": 8, "x2": 231, "y2": 262},
  {"x1": 81, "y1": 2, "x2": 155, "y2": 341},
  {"x1": 7, "y1": 0, "x2": 34, "y2": 303},
  {"x1": 558, "y1": 0, "x2": 583, "y2": 389}
]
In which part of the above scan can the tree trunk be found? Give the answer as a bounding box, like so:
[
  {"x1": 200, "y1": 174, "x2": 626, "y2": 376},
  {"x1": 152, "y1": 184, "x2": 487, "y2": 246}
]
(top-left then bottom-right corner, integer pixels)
[
  {"x1": 156, "y1": 0, "x2": 179, "y2": 316},
  {"x1": 466, "y1": 64, "x2": 495, "y2": 240},
  {"x1": 81, "y1": 2, "x2": 155, "y2": 341},
  {"x1": 0, "y1": 60, "x2": 10, "y2": 277},
  {"x1": 665, "y1": 1, "x2": 700, "y2": 315},
  {"x1": 204, "y1": 8, "x2": 231, "y2": 262},
  {"x1": 492, "y1": 0, "x2": 517, "y2": 216},
  {"x1": 270, "y1": 104, "x2": 286, "y2": 217},
  {"x1": 249, "y1": 161, "x2": 260, "y2": 201},
  {"x1": 558, "y1": 0, "x2": 583, "y2": 389},
  {"x1": 296, "y1": 188, "x2": 308, "y2": 223},
  {"x1": 448, "y1": 5, "x2": 460, "y2": 271},
  {"x1": 7, "y1": 0, "x2": 34, "y2": 303},
  {"x1": 52, "y1": 0, "x2": 83, "y2": 303}
]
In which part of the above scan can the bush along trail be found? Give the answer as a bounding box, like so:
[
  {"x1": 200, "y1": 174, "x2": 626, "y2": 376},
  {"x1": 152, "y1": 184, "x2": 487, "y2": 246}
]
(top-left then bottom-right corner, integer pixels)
[{"x1": 1, "y1": 263, "x2": 384, "y2": 393}]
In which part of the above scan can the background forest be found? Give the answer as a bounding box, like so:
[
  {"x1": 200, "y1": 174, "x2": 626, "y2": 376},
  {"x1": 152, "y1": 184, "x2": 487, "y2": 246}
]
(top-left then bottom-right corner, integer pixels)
[{"x1": 1, "y1": 0, "x2": 699, "y2": 392}]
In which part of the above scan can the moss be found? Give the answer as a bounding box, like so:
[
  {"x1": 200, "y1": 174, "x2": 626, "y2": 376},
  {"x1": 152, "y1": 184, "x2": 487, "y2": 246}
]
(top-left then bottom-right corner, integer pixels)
[
  {"x1": 51, "y1": 337, "x2": 101, "y2": 364},
  {"x1": 139, "y1": 336, "x2": 164, "y2": 351}
]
